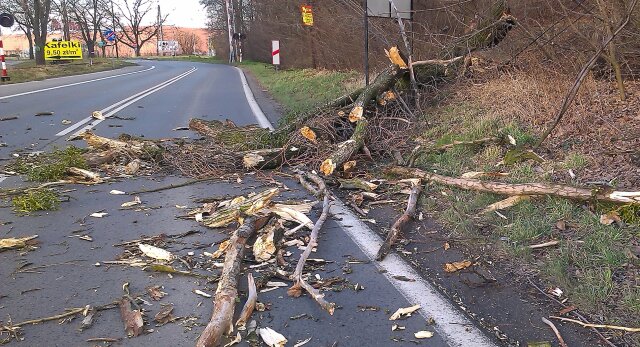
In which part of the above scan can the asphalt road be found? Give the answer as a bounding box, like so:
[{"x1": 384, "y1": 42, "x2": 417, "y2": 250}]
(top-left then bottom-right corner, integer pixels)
[{"x1": 0, "y1": 60, "x2": 495, "y2": 346}]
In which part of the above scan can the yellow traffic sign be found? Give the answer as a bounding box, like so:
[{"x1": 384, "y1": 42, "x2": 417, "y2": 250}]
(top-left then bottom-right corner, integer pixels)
[
  {"x1": 301, "y1": 5, "x2": 314, "y2": 26},
  {"x1": 44, "y1": 40, "x2": 83, "y2": 60}
]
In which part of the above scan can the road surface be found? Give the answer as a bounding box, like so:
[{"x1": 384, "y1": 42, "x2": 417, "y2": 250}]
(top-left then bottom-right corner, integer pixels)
[{"x1": 0, "y1": 60, "x2": 496, "y2": 346}]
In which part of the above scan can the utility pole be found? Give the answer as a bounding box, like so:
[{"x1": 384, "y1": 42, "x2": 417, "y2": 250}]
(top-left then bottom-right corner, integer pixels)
[
  {"x1": 111, "y1": 0, "x2": 119, "y2": 58},
  {"x1": 363, "y1": 0, "x2": 369, "y2": 85},
  {"x1": 224, "y1": 0, "x2": 234, "y2": 63}
]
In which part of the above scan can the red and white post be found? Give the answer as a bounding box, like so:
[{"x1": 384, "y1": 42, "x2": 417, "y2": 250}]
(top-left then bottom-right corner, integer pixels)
[
  {"x1": 0, "y1": 39, "x2": 9, "y2": 81},
  {"x1": 272, "y1": 40, "x2": 280, "y2": 69}
]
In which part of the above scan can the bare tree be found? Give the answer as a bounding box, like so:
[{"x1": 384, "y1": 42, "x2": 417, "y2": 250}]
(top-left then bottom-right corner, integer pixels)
[
  {"x1": 67, "y1": 0, "x2": 105, "y2": 56},
  {"x1": 111, "y1": 0, "x2": 165, "y2": 56},
  {"x1": 13, "y1": 0, "x2": 53, "y2": 65},
  {"x1": 176, "y1": 28, "x2": 200, "y2": 55}
]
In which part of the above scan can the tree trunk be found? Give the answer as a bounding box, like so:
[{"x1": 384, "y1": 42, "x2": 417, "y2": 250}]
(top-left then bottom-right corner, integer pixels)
[
  {"x1": 387, "y1": 167, "x2": 640, "y2": 204},
  {"x1": 26, "y1": 27, "x2": 34, "y2": 60},
  {"x1": 196, "y1": 217, "x2": 266, "y2": 347}
]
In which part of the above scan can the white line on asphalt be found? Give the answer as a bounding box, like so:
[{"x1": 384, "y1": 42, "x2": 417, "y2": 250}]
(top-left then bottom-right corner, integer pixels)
[
  {"x1": 330, "y1": 200, "x2": 497, "y2": 347},
  {"x1": 56, "y1": 67, "x2": 195, "y2": 136},
  {"x1": 0, "y1": 175, "x2": 7, "y2": 184},
  {"x1": 0, "y1": 66, "x2": 156, "y2": 101},
  {"x1": 235, "y1": 67, "x2": 274, "y2": 130},
  {"x1": 66, "y1": 67, "x2": 198, "y2": 137}
]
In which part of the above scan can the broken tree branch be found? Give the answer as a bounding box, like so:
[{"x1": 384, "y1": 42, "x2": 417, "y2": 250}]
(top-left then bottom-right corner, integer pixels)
[
  {"x1": 235, "y1": 273, "x2": 257, "y2": 328},
  {"x1": 534, "y1": 0, "x2": 639, "y2": 149},
  {"x1": 376, "y1": 180, "x2": 422, "y2": 261},
  {"x1": 288, "y1": 174, "x2": 335, "y2": 315},
  {"x1": 196, "y1": 217, "x2": 267, "y2": 347},
  {"x1": 542, "y1": 317, "x2": 569, "y2": 347},
  {"x1": 549, "y1": 316, "x2": 640, "y2": 333},
  {"x1": 387, "y1": 167, "x2": 640, "y2": 204},
  {"x1": 119, "y1": 297, "x2": 144, "y2": 337}
]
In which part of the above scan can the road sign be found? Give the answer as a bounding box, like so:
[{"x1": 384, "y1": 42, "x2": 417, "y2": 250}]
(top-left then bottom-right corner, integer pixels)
[
  {"x1": 301, "y1": 5, "x2": 314, "y2": 26},
  {"x1": 44, "y1": 40, "x2": 83, "y2": 60},
  {"x1": 0, "y1": 12, "x2": 14, "y2": 28},
  {"x1": 272, "y1": 40, "x2": 280, "y2": 65},
  {"x1": 103, "y1": 29, "x2": 116, "y2": 42},
  {"x1": 158, "y1": 40, "x2": 178, "y2": 52}
]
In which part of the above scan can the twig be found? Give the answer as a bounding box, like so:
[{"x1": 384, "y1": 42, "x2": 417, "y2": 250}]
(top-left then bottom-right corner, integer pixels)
[
  {"x1": 0, "y1": 307, "x2": 85, "y2": 330},
  {"x1": 128, "y1": 178, "x2": 219, "y2": 195},
  {"x1": 376, "y1": 180, "x2": 422, "y2": 261},
  {"x1": 534, "y1": 0, "x2": 639, "y2": 149},
  {"x1": 528, "y1": 240, "x2": 560, "y2": 249},
  {"x1": 0, "y1": 116, "x2": 18, "y2": 122},
  {"x1": 542, "y1": 317, "x2": 568, "y2": 347},
  {"x1": 86, "y1": 338, "x2": 120, "y2": 343},
  {"x1": 235, "y1": 273, "x2": 257, "y2": 328},
  {"x1": 550, "y1": 316, "x2": 640, "y2": 333},
  {"x1": 528, "y1": 278, "x2": 616, "y2": 347}
]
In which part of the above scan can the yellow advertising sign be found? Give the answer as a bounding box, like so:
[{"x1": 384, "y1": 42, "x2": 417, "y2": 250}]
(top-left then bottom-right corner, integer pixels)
[
  {"x1": 301, "y1": 5, "x2": 314, "y2": 26},
  {"x1": 44, "y1": 40, "x2": 83, "y2": 60}
]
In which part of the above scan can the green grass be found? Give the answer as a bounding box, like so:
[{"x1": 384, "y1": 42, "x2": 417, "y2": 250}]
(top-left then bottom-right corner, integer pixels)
[
  {"x1": 2, "y1": 58, "x2": 135, "y2": 84},
  {"x1": 238, "y1": 61, "x2": 359, "y2": 122},
  {"x1": 13, "y1": 146, "x2": 88, "y2": 182},
  {"x1": 415, "y1": 100, "x2": 640, "y2": 333},
  {"x1": 12, "y1": 189, "x2": 60, "y2": 213}
]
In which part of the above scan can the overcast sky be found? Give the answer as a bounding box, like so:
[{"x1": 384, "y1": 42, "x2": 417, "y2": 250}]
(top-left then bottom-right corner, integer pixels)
[{"x1": 159, "y1": 0, "x2": 208, "y2": 28}]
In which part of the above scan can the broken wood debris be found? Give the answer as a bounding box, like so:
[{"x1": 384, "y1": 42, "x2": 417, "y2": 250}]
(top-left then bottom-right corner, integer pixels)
[{"x1": 376, "y1": 179, "x2": 421, "y2": 261}]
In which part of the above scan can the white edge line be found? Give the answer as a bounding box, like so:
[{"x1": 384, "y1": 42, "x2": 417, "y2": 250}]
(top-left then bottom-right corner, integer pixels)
[
  {"x1": 69, "y1": 67, "x2": 198, "y2": 137},
  {"x1": 235, "y1": 67, "x2": 274, "y2": 130},
  {"x1": 250, "y1": 97, "x2": 495, "y2": 347},
  {"x1": 0, "y1": 65, "x2": 156, "y2": 100},
  {"x1": 330, "y1": 200, "x2": 497, "y2": 347}
]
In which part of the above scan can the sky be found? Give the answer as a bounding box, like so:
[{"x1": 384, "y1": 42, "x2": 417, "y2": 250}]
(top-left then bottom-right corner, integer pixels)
[{"x1": 159, "y1": 0, "x2": 208, "y2": 28}]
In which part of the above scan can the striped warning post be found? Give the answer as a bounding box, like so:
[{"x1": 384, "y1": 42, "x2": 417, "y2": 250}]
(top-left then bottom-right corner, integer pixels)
[{"x1": 0, "y1": 39, "x2": 9, "y2": 82}]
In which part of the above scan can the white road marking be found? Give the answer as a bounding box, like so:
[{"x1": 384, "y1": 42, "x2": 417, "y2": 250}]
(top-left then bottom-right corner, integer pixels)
[
  {"x1": 235, "y1": 67, "x2": 274, "y2": 130},
  {"x1": 66, "y1": 67, "x2": 198, "y2": 137},
  {"x1": 330, "y1": 200, "x2": 497, "y2": 347},
  {"x1": 0, "y1": 175, "x2": 7, "y2": 184},
  {"x1": 0, "y1": 66, "x2": 156, "y2": 101}
]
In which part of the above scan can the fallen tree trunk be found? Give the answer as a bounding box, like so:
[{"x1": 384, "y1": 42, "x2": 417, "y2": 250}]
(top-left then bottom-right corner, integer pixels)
[
  {"x1": 320, "y1": 119, "x2": 368, "y2": 176},
  {"x1": 444, "y1": 1, "x2": 516, "y2": 58},
  {"x1": 202, "y1": 188, "x2": 279, "y2": 228},
  {"x1": 242, "y1": 147, "x2": 300, "y2": 170},
  {"x1": 196, "y1": 217, "x2": 267, "y2": 347},
  {"x1": 376, "y1": 180, "x2": 422, "y2": 261},
  {"x1": 387, "y1": 167, "x2": 640, "y2": 204}
]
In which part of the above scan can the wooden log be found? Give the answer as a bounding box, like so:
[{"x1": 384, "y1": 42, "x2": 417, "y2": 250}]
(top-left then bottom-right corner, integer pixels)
[
  {"x1": 376, "y1": 180, "x2": 422, "y2": 261},
  {"x1": 387, "y1": 167, "x2": 640, "y2": 204},
  {"x1": 347, "y1": 66, "x2": 403, "y2": 123},
  {"x1": 196, "y1": 217, "x2": 266, "y2": 347}
]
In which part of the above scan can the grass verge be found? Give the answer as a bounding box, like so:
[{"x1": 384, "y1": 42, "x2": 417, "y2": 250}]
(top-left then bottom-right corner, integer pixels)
[
  {"x1": 1, "y1": 58, "x2": 136, "y2": 84},
  {"x1": 238, "y1": 61, "x2": 360, "y2": 125},
  {"x1": 415, "y1": 99, "x2": 640, "y2": 341}
]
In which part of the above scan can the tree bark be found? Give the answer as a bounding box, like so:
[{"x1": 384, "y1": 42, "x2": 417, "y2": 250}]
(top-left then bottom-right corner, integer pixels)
[
  {"x1": 196, "y1": 217, "x2": 267, "y2": 347},
  {"x1": 376, "y1": 180, "x2": 421, "y2": 261},
  {"x1": 387, "y1": 167, "x2": 640, "y2": 204},
  {"x1": 320, "y1": 118, "x2": 368, "y2": 176}
]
